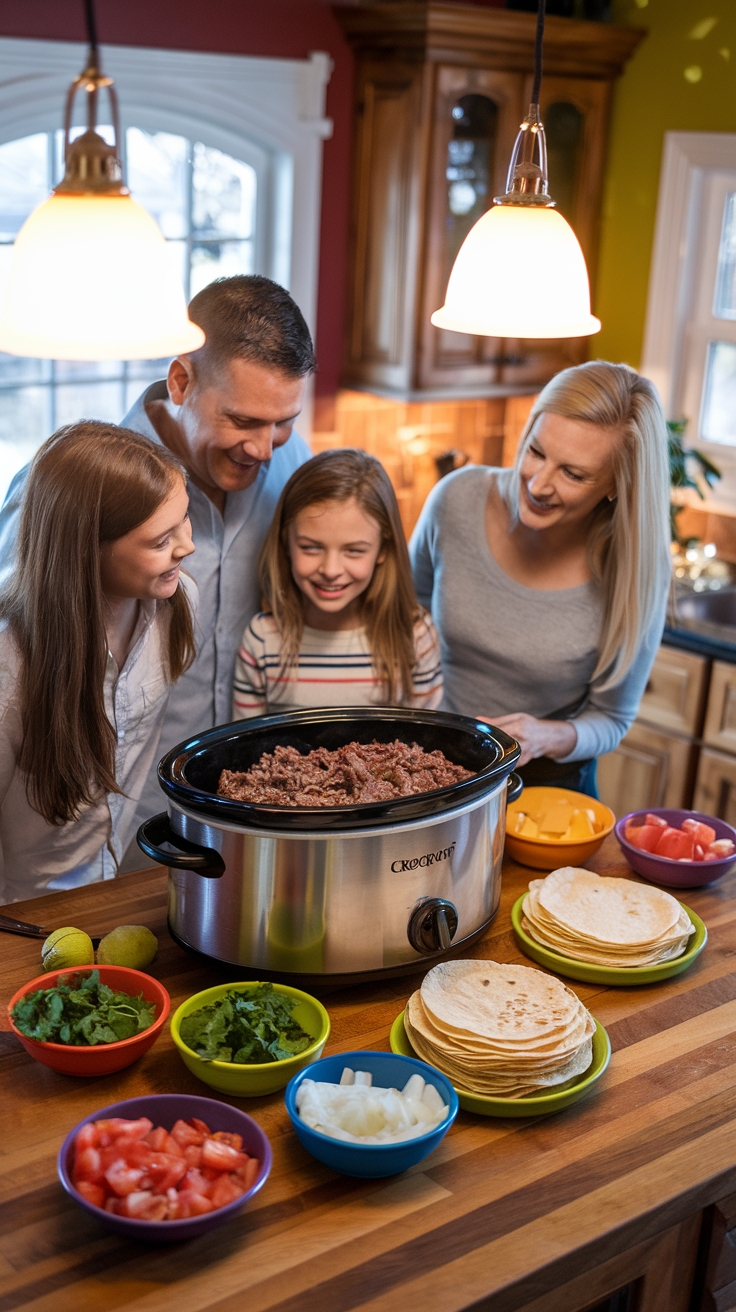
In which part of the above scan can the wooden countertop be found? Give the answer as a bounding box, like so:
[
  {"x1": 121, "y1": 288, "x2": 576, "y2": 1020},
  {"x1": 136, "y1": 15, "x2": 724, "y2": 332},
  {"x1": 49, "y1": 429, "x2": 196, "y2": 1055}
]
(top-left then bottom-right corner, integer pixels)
[{"x1": 2, "y1": 839, "x2": 736, "y2": 1312}]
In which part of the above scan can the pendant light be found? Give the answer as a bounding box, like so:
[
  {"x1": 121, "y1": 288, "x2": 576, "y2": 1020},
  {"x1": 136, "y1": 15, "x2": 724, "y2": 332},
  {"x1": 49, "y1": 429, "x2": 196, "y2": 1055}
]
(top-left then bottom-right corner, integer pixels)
[
  {"x1": 0, "y1": 0, "x2": 205, "y2": 360},
  {"x1": 431, "y1": 0, "x2": 601, "y2": 340}
]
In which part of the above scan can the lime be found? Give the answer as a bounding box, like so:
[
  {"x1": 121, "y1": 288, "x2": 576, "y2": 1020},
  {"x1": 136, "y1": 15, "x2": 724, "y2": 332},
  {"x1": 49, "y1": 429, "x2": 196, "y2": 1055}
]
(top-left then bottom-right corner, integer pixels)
[
  {"x1": 96, "y1": 925, "x2": 158, "y2": 970},
  {"x1": 41, "y1": 926, "x2": 95, "y2": 972}
]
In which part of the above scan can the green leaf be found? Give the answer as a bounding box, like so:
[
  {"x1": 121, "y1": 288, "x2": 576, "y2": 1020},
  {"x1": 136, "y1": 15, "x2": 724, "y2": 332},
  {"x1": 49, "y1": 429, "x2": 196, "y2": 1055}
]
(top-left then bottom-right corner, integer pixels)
[
  {"x1": 10, "y1": 970, "x2": 156, "y2": 1046},
  {"x1": 179, "y1": 984, "x2": 313, "y2": 1064}
]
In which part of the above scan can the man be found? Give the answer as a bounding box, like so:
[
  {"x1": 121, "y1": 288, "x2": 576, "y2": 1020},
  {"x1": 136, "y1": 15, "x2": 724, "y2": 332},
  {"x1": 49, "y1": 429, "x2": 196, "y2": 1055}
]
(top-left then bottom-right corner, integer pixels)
[{"x1": 0, "y1": 275, "x2": 314, "y2": 857}]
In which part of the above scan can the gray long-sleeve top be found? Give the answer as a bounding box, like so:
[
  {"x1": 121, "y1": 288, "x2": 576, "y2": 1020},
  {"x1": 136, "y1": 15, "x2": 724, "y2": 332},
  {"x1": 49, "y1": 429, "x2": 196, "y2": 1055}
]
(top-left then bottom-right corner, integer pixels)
[{"x1": 408, "y1": 466, "x2": 667, "y2": 762}]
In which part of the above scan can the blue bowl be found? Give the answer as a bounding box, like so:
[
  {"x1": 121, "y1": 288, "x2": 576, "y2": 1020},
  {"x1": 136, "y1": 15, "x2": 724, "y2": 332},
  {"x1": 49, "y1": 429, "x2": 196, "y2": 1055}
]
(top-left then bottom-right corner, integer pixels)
[
  {"x1": 58, "y1": 1094, "x2": 272, "y2": 1242},
  {"x1": 284, "y1": 1050, "x2": 458, "y2": 1178}
]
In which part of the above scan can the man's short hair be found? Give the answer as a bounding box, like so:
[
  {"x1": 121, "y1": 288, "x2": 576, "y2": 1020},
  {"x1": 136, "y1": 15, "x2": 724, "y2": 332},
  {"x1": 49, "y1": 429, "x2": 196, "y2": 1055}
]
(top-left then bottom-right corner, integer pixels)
[{"x1": 188, "y1": 275, "x2": 316, "y2": 378}]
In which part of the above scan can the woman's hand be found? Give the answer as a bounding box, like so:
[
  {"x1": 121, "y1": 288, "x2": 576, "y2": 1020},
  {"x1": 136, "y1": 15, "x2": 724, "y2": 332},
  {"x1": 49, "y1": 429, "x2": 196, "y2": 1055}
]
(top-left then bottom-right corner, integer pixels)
[{"x1": 480, "y1": 713, "x2": 577, "y2": 767}]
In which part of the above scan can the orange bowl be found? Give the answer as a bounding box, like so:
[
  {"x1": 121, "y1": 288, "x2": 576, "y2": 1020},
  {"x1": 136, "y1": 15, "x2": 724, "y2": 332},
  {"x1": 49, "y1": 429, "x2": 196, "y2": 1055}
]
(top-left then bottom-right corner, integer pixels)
[
  {"x1": 7, "y1": 965, "x2": 170, "y2": 1076},
  {"x1": 505, "y1": 786, "x2": 615, "y2": 870}
]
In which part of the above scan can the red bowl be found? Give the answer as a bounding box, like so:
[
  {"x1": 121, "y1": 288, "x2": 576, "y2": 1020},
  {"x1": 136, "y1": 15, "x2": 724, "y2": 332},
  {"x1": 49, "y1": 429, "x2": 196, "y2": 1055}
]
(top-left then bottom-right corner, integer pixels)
[
  {"x1": 7, "y1": 965, "x2": 170, "y2": 1076},
  {"x1": 615, "y1": 808, "x2": 736, "y2": 888}
]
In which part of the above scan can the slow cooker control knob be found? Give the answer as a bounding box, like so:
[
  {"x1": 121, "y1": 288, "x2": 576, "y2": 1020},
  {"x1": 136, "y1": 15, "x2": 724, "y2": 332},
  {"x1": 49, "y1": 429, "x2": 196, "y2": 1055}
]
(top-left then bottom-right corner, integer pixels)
[{"x1": 407, "y1": 898, "x2": 459, "y2": 955}]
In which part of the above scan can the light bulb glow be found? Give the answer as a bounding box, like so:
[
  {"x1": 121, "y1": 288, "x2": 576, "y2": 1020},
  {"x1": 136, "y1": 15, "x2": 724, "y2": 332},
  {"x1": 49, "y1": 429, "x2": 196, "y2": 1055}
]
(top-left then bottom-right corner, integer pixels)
[
  {"x1": 0, "y1": 193, "x2": 205, "y2": 359},
  {"x1": 431, "y1": 204, "x2": 601, "y2": 339}
]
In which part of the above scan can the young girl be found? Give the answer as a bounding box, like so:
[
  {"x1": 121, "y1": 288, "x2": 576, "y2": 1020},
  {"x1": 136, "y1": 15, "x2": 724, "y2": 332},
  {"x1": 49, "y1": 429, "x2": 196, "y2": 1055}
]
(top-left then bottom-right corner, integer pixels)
[
  {"x1": 0, "y1": 420, "x2": 196, "y2": 903},
  {"x1": 233, "y1": 449, "x2": 442, "y2": 718}
]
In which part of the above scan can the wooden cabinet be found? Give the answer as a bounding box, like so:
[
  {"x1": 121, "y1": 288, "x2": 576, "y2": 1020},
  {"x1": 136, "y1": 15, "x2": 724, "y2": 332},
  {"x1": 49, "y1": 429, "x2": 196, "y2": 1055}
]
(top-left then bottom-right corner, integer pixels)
[
  {"x1": 598, "y1": 722, "x2": 695, "y2": 816},
  {"x1": 694, "y1": 748, "x2": 736, "y2": 826},
  {"x1": 336, "y1": 3, "x2": 644, "y2": 399},
  {"x1": 638, "y1": 646, "x2": 709, "y2": 738},
  {"x1": 700, "y1": 1190, "x2": 736, "y2": 1311},
  {"x1": 703, "y1": 661, "x2": 736, "y2": 754}
]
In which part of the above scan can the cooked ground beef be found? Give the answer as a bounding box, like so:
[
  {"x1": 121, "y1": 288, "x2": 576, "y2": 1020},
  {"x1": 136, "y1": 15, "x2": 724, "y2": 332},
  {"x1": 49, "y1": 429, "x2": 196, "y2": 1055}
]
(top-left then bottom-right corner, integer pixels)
[{"x1": 217, "y1": 739, "x2": 474, "y2": 807}]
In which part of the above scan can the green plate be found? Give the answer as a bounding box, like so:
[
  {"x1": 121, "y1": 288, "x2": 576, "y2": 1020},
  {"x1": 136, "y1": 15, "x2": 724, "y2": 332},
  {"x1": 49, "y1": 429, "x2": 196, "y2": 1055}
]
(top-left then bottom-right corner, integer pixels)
[
  {"x1": 511, "y1": 894, "x2": 707, "y2": 986},
  {"x1": 389, "y1": 1010, "x2": 611, "y2": 1118}
]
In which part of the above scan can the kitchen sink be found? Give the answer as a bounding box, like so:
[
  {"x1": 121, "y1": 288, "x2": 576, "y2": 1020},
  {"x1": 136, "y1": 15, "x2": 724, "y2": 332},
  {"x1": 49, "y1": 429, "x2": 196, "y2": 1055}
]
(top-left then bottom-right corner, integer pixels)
[{"x1": 674, "y1": 586, "x2": 736, "y2": 644}]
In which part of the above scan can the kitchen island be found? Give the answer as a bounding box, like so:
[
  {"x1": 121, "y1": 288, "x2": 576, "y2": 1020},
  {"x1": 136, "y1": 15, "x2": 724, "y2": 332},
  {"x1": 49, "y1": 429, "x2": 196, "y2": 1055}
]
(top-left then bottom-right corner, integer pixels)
[{"x1": 2, "y1": 838, "x2": 736, "y2": 1312}]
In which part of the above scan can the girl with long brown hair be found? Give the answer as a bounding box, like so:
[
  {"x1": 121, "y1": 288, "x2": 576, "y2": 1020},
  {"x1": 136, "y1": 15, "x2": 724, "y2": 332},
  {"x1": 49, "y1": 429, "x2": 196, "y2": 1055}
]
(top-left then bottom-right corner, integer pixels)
[
  {"x1": 232, "y1": 449, "x2": 441, "y2": 717},
  {"x1": 0, "y1": 421, "x2": 196, "y2": 902}
]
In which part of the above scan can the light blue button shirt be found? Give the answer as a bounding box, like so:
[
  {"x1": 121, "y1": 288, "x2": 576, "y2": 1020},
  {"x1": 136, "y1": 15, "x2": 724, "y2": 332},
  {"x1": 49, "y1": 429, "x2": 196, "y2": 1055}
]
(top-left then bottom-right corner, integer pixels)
[{"x1": 0, "y1": 381, "x2": 311, "y2": 838}]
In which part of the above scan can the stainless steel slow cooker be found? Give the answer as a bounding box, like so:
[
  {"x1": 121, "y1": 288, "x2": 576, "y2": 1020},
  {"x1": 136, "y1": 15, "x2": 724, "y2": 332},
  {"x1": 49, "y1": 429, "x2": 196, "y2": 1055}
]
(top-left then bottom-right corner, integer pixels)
[{"x1": 137, "y1": 708, "x2": 521, "y2": 984}]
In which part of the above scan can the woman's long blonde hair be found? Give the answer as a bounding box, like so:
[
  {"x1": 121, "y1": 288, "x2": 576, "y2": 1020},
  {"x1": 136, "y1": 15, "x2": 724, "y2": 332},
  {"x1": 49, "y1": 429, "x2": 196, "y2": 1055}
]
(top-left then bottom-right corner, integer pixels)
[
  {"x1": 501, "y1": 360, "x2": 670, "y2": 690},
  {"x1": 260, "y1": 449, "x2": 422, "y2": 703},
  {"x1": 0, "y1": 421, "x2": 196, "y2": 825}
]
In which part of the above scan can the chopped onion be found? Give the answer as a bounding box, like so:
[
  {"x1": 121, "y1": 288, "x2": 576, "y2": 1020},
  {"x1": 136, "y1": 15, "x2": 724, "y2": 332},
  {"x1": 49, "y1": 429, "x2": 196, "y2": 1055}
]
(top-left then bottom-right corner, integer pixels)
[{"x1": 295, "y1": 1068, "x2": 448, "y2": 1143}]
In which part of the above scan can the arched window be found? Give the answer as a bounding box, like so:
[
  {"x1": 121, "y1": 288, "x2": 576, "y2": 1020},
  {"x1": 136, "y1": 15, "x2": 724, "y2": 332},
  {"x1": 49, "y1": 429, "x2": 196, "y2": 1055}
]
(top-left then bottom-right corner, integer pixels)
[{"x1": 0, "y1": 126, "x2": 258, "y2": 500}]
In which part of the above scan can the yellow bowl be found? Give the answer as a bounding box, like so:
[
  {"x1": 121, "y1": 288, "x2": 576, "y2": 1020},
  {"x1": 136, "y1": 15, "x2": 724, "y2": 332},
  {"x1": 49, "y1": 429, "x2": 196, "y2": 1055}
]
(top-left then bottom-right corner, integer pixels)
[
  {"x1": 170, "y1": 981, "x2": 330, "y2": 1097},
  {"x1": 505, "y1": 785, "x2": 615, "y2": 870}
]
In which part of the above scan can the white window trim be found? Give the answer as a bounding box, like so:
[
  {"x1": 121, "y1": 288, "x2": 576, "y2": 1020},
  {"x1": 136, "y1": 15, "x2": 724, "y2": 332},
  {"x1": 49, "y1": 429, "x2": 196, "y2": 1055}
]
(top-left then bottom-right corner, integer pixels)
[{"x1": 0, "y1": 38, "x2": 334, "y2": 436}]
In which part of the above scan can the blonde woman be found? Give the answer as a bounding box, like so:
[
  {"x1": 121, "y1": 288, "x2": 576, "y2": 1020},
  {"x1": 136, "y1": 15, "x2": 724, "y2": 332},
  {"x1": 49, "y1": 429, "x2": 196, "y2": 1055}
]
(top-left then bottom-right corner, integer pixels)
[{"x1": 409, "y1": 361, "x2": 671, "y2": 796}]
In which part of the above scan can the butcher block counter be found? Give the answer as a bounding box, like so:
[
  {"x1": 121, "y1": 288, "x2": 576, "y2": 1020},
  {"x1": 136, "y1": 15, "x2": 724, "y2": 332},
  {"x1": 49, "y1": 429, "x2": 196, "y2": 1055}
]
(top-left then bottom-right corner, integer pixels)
[{"x1": 3, "y1": 838, "x2": 736, "y2": 1312}]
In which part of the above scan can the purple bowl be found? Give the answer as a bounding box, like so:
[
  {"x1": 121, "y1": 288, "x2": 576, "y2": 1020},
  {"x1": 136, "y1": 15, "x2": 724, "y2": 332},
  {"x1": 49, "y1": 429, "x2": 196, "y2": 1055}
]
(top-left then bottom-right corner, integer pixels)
[
  {"x1": 615, "y1": 808, "x2": 736, "y2": 888},
  {"x1": 57, "y1": 1093, "x2": 272, "y2": 1242}
]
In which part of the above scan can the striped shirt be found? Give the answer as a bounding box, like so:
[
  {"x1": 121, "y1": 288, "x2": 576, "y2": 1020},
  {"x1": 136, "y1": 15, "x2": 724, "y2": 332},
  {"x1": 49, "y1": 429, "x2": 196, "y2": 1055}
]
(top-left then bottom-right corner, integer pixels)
[{"x1": 233, "y1": 612, "x2": 443, "y2": 719}]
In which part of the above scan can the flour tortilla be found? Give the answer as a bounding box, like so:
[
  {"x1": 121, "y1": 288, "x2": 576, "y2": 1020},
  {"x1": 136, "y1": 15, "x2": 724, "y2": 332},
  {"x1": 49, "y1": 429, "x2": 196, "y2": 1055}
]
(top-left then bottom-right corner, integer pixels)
[
  {"x1": 419, "y1": 959, "x2": 584, "y2": 1045},
  {"x1": 533, "y1": 868, "x2": 681, "y2": 946}
]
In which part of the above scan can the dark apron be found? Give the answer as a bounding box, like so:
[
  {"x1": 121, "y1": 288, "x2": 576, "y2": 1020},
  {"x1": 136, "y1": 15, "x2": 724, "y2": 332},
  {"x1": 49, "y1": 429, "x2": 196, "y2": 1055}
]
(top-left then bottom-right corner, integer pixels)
[{"x1": 514, "y1": 696, "x2": 599, "y2": 800}]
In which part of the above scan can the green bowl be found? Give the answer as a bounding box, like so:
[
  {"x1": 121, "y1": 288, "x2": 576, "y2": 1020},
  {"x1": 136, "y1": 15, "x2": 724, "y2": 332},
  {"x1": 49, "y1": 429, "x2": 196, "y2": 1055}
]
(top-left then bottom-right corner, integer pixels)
[
  {"x1": 390, "y1": 1011, "x2": 610, "y2": 1118},
  {"x1": 511, "y1": 894, "x2": 707, "y2": 986},
  {"x1": 170, "y1": 982, "x2": 330, "y2": 1096}
]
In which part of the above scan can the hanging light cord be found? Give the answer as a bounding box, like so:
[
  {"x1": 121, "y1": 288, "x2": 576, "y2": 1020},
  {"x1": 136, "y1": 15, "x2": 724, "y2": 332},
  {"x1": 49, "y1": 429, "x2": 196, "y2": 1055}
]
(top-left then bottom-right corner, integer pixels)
[
  {"x1": 530, "y1": 0, "x2": 546, "y2": 107},
  {"x1": 84, "y1": 0, "x2": 99, "y2": 64}
]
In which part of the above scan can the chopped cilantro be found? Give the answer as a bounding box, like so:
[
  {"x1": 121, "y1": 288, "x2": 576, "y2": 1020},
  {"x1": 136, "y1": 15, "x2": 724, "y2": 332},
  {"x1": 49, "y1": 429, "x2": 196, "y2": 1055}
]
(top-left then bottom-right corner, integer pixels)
[
  {"x1": 179, "y1": 983, "x2": 313, "y2": 1064},
  {"x1": 12, "y1": 968, "x2": 156, "y2": 1045}
]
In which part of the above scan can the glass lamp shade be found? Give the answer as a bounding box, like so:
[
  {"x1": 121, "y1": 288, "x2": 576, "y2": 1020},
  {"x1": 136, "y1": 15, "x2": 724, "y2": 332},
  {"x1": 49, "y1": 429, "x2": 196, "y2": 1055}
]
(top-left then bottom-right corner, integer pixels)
[
  {"x1": 0, "y1": 192, "x2": 205, "y2": 360},
  {"x1": 431, "y1": 203, "x2": 601, "y2": 339}
]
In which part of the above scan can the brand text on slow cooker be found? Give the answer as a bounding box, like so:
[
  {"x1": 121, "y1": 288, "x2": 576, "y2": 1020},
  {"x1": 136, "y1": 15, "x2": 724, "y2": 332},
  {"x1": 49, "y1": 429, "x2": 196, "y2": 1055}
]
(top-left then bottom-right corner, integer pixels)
[{"x1": 390, "y1": 843, "x2": 457, "y2": 873}]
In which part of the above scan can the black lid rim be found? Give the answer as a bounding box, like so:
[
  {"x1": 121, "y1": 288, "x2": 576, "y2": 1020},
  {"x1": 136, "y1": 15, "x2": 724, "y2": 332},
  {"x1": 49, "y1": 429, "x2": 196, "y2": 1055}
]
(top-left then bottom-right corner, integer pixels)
[{"x1": 156, "y1": 707, "x2": 520, "y2": 833}]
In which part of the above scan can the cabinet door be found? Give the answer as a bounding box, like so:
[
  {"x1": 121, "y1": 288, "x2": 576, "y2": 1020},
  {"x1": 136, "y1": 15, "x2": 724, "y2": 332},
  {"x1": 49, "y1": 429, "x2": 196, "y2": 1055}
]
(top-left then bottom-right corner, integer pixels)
[
  {"x1": 416, "y1": 64, "x2": 524, "y2": 391},
  {"x1": 500, "y1": 75, "x2": 614, "y2": 392},
  {"x1": 598, "y1": 723, "x2": 694, "y2": 816},
  {"x1": 703, "y1": 661, "x2": 736, "y2": 753},
  {"x1": 343, "y1": 61, "x2": 428, "y2": 392},
  {"x1": 694, "y1": 748, "x2": 736, "y2": 825},
  {"x1": 637, "y1": 647, "x2": 709, "y2": 737}
]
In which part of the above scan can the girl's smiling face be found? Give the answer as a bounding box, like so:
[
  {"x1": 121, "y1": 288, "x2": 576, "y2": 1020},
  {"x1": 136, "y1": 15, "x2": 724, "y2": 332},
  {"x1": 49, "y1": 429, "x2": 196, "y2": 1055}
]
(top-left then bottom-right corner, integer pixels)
[
  {"x1": 288, "y1": 497, "x2": 385, "y2": 629},
  {"x1": 99, "y1": 476, "x2": 194, "y2": 602}
]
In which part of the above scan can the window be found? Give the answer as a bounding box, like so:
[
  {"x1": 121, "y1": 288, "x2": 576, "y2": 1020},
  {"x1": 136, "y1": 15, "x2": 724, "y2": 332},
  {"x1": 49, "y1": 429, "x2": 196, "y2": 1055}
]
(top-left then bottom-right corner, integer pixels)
[
  {"x1": 642, "y1": 133, "x2": 736, "y2": 468},
  {"x1": 0, "y1": 127, "x2": 257, "y2": 502}
]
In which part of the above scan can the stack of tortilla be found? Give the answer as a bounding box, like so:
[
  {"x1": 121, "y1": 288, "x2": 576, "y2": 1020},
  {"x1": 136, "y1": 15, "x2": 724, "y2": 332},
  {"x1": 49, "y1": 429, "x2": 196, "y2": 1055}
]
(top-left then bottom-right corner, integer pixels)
[
  {"x1": 404, "y1": 959, "x2": 595, "y2": 1098},
  {"x1": 522, "y1": 867, "x2": 695, "y2": 967}
]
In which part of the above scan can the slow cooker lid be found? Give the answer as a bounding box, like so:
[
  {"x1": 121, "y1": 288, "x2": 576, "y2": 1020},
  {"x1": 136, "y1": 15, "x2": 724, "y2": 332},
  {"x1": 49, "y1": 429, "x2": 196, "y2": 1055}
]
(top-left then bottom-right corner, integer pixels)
[{"x1": 157, "y1": 707, "x2": 520, "y2": 832}]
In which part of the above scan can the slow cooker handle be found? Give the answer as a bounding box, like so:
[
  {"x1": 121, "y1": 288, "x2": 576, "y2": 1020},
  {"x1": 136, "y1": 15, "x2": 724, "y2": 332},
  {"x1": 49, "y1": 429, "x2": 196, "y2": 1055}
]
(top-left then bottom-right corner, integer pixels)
[
  {"x1": 136, "y1": 813, "x2": 226, "y2": 878},
  {"x1": 506, "y1": 772, "x2": 523, "y2": 804}
]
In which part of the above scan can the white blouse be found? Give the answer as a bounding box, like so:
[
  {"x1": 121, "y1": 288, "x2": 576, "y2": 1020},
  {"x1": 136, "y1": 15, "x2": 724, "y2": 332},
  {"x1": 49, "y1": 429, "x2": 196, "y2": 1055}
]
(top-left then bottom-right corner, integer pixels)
[{"x1": 0, "y1": 581, "x2": 195, "y2": 903}]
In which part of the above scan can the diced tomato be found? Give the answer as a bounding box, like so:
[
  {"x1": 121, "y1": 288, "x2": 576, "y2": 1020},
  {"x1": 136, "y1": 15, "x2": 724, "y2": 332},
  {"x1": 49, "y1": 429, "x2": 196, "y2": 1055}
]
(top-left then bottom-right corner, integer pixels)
[
  {"x1": 654, "y1": 827, "x2": 696, "y2": 861},
  {"x1": 73, "y1": 1146, "x2": 103, "y2": 1184},
  {"x1": 189, "y1": 1118, "x2": 212, "y2": 1138},
  {"x1": 176, "y1": 1189, "x2": 213, "y2": 1216},
  {"x1": 201, "y1": 1137, "x2": 249, "y2": 1172},
  {"x1": 210, "y1": 1174, "x2": 244, "y2": 1209},
  {"x1": 682, "y1": 818, "x2": 717, "y2": 846},
  {"x1": 170, "y1": 1119, "x2": 204, "y2": 1148},
  {"x1": 145, "y1": 1126, "x2": 170, "y2": 1152},
  {"x1": 710, "y1": 839, "x2": 736, "y2": 857},
  {"x1": 104, "y1": 1159, "x2": 146, "y2": 1197},
  {"x1": 694, "y1": 844, "x2": 706, "y2": 862},
  {"x1": 234, "y1": 1157, "x2": 260, "y2": 1191},
  {"x1": 96, "y1": 1117, "x2": 152, "y2": 1143},
  {"x1": 704, "y1": 851, "x2": 719, "y2": 861},
  {"x1": 183, "y1": 1144, "x2": 202, "y2": 1168},
  {"x1": 625, "y1": 824, "x2": 663, "y2": 853},
  {"x1": 212, "y1": 1131, "x2": 243, "y2": 1151},
  {"x1": 122, "y1": 1190, "x2": 169, "y2": 1221},
  {"x1": 183, "y1": 1167, "x2": 213, "y2": 1197},
  {"x1": 645, "y1": 813, "x2": 668, "y2": 828},
  {"x1": 75, "y1": 1123, "x2": 99, "y2": 1152},
  {"x1": 75, "y1": 1180, "x2": 106, "y2": 1209},
  {"x1": 104, "y1": 1197, "x2": 123, "y2": 1214}
]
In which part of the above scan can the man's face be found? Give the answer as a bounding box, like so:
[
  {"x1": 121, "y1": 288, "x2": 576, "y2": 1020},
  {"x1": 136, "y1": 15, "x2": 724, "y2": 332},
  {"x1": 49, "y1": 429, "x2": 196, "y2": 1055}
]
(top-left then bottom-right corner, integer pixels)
[{"x1": 168, "y1": 355, "x2": 307, "y2": 496}]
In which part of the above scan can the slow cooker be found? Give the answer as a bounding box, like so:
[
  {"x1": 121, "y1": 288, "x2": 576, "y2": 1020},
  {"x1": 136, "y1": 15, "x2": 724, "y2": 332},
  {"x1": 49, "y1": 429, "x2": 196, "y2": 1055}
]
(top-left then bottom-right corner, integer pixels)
[{"x1": 137, "y1": 707, "x2": 521, "y2": 984}]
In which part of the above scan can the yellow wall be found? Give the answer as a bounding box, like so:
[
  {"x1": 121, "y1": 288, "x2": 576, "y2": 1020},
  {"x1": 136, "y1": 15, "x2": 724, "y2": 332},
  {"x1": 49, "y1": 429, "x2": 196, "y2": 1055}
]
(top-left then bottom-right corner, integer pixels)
[{"x1": 596, "y1": 0, "x2": 736, "y2": 367}]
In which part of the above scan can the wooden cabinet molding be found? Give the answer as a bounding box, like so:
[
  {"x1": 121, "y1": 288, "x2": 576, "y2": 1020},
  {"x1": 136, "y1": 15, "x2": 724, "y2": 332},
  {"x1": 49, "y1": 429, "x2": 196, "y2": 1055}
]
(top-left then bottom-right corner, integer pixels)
[
  {"x1": 598, "y1": 721, "x2": 695, "y2": 815},
  {"x1": 638, "y1": 646, "x2": 709, "y2": 738},
  {"x1": 694, "y1": 748, "x2": 736, "y2": 826}
]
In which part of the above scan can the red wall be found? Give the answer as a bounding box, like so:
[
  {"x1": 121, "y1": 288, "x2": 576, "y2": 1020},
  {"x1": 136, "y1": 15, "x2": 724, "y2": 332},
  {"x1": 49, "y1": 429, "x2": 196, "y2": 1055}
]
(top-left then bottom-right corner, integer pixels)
[{"x1": 0, "y1": 0, "x2": 354, "y2": 414}]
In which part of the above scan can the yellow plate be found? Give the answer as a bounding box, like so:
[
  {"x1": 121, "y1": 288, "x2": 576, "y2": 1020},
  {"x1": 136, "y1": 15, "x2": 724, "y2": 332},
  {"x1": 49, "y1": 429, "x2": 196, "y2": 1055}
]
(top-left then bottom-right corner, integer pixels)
[
  {"x1": 506, "y1": 786, "x2": 615, "y2": 870},
  {"x1": 511, "y1": 893, "x2": 707, "y2": 985},
  {"x1": 389, "y1": 1010, "x2": 610, "y2": 1118}
]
